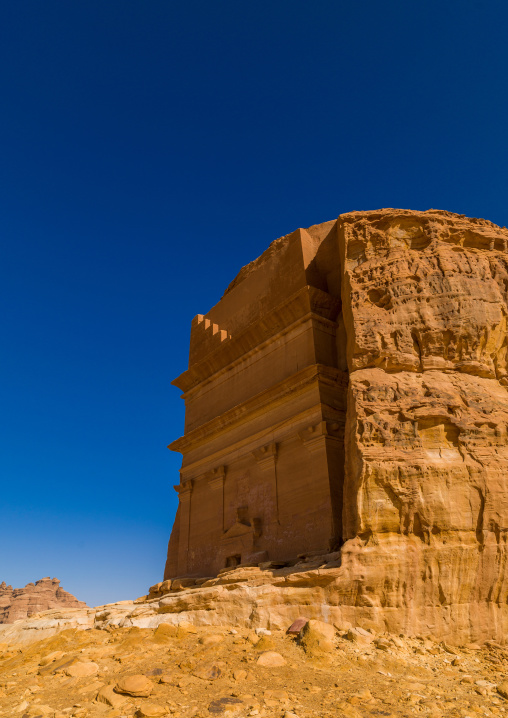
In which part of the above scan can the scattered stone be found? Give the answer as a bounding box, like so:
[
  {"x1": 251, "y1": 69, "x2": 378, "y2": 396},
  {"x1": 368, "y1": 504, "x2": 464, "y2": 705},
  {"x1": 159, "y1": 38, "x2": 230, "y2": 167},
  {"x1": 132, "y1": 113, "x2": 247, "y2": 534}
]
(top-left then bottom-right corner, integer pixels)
[
  {"x1": 136, "y1": 704, "x2": 168, "y2": 717},
  {"x1": 256, "y1": 651, "x2": 286, "y2": 667},
  {"x1": 193, "y1": 661, "x2": 226, "y2": 681},
  {"x1": 346, "y1": 627, "x2": 374, "y2": 646},
  {"x1": 208, "y1": 697, "x2": 243, "y2": 714},
  {"x1": 152, "y1": 623, "x2": 177, "y2": 642},
  {"x1": 335, "y1": 701, "x2": 363, "y2": 718},
  {"x1": 298, "y1": 619, "x2": 335, "y2": 654},
  {"x1": 22, "y1": 706, "x2": 55, "y2": 716},
  {"x1": 115, "y1": 674, "x2": 153, "y2": 697},
  {"x1": 96, "y1": 684, "x2": 128, "y2": 708},
  {"x1": 39, "y1": 651, "x2": 65, "y2": 666},
  {"x1": 374, "y1": 637, "x2": 391, "y2": 651},
  {"x1": 264, "y1": 689, "x2": 289, "y2": 705},
  {"x1": 158, "y1": 674, "x2": 173, "y2": 684},
  {"x1": 253, "y1": 635, "x2": 275, "y2": 651},
  {"x1": 65, "y1": 661, "x2": 99, "y2": 677},
  {"x1": 199, "y1": 634, "x2": 224, "y2": 646},
  {"x1": 286, "y1": 618, "x2": 308, "y2": 635}
]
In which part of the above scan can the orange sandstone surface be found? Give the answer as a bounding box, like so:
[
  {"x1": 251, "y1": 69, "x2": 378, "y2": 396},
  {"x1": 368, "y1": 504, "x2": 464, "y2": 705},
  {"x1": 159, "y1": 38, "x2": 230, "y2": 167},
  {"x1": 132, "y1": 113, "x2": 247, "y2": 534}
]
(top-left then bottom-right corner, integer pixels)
[{"x1": 161, "y1": 209, "x2": 508, "y2": 644}]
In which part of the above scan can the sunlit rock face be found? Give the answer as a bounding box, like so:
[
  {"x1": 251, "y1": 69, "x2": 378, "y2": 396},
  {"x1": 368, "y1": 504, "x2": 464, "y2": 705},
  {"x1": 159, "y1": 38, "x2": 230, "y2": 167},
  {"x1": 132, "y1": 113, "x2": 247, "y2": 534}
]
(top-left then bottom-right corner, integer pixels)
[
  {"x1": 166, "y1": 209, "x2": 508, "y2": 642},
  {"x1": 0, "y1": 578, "x2": 86, "y2": 624}
]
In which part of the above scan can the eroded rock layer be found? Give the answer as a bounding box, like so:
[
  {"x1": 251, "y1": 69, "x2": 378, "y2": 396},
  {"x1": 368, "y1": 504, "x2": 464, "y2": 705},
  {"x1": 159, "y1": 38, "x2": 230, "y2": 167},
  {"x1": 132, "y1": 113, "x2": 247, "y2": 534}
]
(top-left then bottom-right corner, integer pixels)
[
  {"x1": 165, "y1": 209, "x2": 508, "y2": 642},
  {"x1": 339, "y1": 210, "x2": 508, "y2": 642},
  {"x1": 0, "y1": 577, "x2": 86, "y2": 624}
]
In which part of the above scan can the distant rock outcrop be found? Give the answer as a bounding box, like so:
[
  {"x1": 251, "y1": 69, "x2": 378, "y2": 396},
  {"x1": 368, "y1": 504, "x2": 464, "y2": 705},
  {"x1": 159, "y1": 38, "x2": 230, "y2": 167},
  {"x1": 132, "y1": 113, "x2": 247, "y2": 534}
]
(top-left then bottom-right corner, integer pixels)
[{"x1": 0, "y1": 577, "x2": 86, "y2": 623}]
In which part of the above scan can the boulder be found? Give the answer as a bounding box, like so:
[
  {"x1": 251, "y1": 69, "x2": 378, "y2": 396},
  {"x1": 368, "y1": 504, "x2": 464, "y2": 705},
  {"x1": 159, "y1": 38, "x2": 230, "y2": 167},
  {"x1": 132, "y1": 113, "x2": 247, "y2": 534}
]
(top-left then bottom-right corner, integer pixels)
[
  {"x1": 97, "y1": 684, "x2": 128, "y2": 708},
  {"x1": 152, "y1": 623, "x2": 177, "y2": 642},
  {"x1": 65, "y1": 661, "x2": 99, "y2": 677},
  {"x1": 287, "y1": 617, "x2": 308, "y2": 635},
  {"x1": 256, "y1": 651, "x2": 287, "y2": 667},
  {"x1": 498, "y1": 682, "x2": 508, "y2": 699},
  {"x1": 192, "y1": 661, "x2": 226, "y2": 680},
  {"x1": 346, "y1": 627, "x2": 374, "y2": 646},
  {"x1": 198, "y1": 633, "x2": 224, "y2": 646},
  {"x1": 136, "y1": 704, "x2": 168, "y2": 717},
  {"x1": 115, "y1": 674, "x2": 153, "y2": 697},
  {"x1": 298, "y1": 619, "x2": 335, "y2": 653}
]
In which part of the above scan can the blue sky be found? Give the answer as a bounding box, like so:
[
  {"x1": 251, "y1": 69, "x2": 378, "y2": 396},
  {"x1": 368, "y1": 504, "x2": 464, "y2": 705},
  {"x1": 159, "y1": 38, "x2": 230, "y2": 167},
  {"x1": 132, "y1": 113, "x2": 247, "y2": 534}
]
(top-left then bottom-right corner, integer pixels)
[{"x1": 1, "y1": 1, "x2": 507, "y2": 607}]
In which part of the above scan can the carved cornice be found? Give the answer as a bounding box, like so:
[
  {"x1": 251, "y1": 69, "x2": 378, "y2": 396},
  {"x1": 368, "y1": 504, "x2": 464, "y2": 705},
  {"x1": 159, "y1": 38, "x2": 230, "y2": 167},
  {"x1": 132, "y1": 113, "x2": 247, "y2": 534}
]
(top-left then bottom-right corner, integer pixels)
[
  {"x1": 208, "y1": 465, "x2": 226, "y2": 490},
  {"x1": 169, "y1": 364, "x2": 347, "y2": 455},
  {"x1": 299, "y1": 421, "x2": 344, "y2": 453},
  {"x1": 252, "y1": 442, "x2": 277, "y2": 471},
  {"x1": 172, "y1": 286, "x2": 340, "y2": 394},
  {"x1": 174, "y1": 479, "x2": 194, "y2": 502}
]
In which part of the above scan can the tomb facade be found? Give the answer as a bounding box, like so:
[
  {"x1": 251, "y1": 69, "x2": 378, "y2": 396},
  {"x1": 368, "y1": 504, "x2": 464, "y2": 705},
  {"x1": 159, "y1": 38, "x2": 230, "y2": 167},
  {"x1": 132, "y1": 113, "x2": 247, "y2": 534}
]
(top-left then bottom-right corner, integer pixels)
[
  {"x1": 165, "y1": 207, "x2": 508, "y2": 644},
  {"x1": 166, "y1": 221, "x2": 347, "y2": 578}
]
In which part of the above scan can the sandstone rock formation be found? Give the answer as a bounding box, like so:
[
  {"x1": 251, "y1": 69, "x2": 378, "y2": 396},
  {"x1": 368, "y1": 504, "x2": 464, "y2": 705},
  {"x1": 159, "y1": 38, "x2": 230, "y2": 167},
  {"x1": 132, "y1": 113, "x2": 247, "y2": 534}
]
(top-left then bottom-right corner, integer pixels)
[
  {"x1": 164, "y1": 209, "x2": 508, "y2": 643},
  {"x1": 0, "y1": 577, "x2": 86, "y2": 624}
]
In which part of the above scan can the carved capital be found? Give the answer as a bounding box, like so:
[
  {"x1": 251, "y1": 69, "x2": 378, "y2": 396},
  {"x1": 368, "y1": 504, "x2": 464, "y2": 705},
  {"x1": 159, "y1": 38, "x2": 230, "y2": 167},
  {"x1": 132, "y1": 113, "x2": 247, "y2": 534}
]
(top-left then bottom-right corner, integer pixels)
[
  {"x1": 299, "y1": 421, "x2": 343, "y2": 453},
  {"x1": 208, "y1": 465, "x2": 226, "y2": 491},
  {"x1": 252, "y1": 442, "x2": 277, "y2": 471},
  {"x1": 174, "y1": 479, "x2": 194, "y2": 503}
]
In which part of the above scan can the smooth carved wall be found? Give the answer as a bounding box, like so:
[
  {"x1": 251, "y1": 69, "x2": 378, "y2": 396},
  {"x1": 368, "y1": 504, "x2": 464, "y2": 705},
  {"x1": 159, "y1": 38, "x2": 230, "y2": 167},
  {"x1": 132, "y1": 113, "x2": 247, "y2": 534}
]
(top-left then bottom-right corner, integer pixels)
[
  {"x1": 166, "y1": 209, "x2": 508, "y2": 643},
  {"x1": 165, "y1": 222, "x2": 347, "y2": 579}
]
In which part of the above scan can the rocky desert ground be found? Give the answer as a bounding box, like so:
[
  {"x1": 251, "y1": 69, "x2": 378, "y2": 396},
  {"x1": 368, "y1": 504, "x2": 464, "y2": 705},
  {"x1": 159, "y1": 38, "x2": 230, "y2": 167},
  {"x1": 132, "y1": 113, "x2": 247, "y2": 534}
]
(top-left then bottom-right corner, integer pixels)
[{"x1": 1, "y1": 603, "x2": 508, "y2": 718}]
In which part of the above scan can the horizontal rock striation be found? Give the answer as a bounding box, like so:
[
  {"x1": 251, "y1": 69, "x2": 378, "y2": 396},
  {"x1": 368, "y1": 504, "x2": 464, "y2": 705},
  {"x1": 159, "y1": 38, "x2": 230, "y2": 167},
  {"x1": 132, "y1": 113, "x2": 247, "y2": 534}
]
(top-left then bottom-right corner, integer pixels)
[
  {"x1": 339, "y1": 210, "x2": 508, "y2": 642},
  {"x1": 0, "y1": 577, "x2": 87, "y2": 624}
]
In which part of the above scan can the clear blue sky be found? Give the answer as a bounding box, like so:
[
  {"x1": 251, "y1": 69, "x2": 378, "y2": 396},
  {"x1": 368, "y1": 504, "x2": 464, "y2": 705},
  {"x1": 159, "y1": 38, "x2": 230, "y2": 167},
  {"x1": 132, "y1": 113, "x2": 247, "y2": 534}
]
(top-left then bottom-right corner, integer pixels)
[{"x1": 1, "y1": 1, "x2": 507, "y2": 607}]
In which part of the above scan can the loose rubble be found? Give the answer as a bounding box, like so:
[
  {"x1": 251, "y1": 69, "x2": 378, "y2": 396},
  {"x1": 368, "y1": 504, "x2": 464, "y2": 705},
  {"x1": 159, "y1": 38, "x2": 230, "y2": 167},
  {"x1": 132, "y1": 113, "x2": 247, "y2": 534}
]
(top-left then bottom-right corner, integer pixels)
[{"x1": 0, "y1": 606, "x2": 507, "y2": 717}]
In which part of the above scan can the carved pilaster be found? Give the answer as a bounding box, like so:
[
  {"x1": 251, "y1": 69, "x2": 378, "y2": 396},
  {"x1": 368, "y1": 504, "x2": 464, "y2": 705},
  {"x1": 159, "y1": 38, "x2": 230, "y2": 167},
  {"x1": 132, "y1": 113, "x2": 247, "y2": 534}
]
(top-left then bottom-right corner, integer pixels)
[
  {"x1": 207, "y1": 465, "x2": 226, "y2": 533},
  {"x1": 299, "y1": 421, "x2": 343, "y2": 453},
  {"x1": 174, "y1": 479, "x2": 194, "y2": 574},
  {"x1": 175, "y1": 478, "x2": 194, "y2": 501},
  {"x1": 252, "y1": 442, "x2": 277, "y2": 471},
  {"x1": 299, "y1": 420, "x2": 345, "y2": 547},
  {"x1": 207, "y1": 465, "x2": 226, "y2": 490},
  {"x1": 252, "y1": 442, "x2": 279, "y2": 523}
]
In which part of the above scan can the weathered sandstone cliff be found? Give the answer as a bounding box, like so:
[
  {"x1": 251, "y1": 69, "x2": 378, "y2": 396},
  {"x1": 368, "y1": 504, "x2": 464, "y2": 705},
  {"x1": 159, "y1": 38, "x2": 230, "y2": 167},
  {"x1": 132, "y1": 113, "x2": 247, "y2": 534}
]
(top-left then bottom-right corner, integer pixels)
[
  {"x1": 0, "y1": 577, "x2": 86, "y2": 624},
  {"x1": 339, "y1": 210, "x2": 508, "y2": 642},
  {"x1": 163, "y1": 209, "x2": 508, "y2": 644}
]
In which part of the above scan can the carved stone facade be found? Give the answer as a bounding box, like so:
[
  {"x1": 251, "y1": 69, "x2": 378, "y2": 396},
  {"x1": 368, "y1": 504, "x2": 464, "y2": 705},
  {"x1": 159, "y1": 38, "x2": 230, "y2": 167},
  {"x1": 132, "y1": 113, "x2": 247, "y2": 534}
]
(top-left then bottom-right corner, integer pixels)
[
  {"x1": 165, "y1": 208, "x2": 508, "y2": 644},
  {"x1": 165, "y1": 222, "x2": 347, "y2": 578}
]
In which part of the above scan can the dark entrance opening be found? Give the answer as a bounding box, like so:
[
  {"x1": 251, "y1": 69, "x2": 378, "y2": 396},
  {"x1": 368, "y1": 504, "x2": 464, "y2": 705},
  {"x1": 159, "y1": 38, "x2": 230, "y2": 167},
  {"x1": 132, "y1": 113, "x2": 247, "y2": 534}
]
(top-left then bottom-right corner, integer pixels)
[{"x1": 225, "y1": 554, "x2": 241, "y2": 568}]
